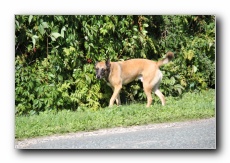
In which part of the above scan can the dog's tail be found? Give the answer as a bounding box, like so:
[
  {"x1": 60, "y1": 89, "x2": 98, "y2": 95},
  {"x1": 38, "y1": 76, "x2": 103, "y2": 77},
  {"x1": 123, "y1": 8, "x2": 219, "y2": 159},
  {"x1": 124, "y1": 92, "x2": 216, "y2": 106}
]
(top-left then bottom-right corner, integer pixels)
[{"x1": 157, "y1": 51, "x2": 174, "y2": 67}]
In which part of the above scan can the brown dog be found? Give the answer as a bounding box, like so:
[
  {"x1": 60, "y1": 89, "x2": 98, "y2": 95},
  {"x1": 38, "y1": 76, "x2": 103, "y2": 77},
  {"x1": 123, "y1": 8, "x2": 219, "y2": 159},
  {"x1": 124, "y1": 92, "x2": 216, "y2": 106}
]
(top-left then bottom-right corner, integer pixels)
[{"x1": 95, "y1": 51, "x2": 174, "y2": 107}]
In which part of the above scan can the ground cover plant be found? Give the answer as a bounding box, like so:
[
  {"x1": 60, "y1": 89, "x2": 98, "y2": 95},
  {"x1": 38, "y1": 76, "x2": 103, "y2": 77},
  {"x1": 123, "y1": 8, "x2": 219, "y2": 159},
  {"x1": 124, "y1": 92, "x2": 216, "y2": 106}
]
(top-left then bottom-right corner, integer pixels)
[{"x1": 15, "y1": 89, "x2": 215, "y2": 139}]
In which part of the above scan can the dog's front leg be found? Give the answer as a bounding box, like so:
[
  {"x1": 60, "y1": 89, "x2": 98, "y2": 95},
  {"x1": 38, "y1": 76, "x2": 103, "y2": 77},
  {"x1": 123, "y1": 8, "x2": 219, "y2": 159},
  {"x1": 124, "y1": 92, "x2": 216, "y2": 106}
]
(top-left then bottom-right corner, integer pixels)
[{"x1": 109, "y1": 85, "x2": 122, "y2": 107}]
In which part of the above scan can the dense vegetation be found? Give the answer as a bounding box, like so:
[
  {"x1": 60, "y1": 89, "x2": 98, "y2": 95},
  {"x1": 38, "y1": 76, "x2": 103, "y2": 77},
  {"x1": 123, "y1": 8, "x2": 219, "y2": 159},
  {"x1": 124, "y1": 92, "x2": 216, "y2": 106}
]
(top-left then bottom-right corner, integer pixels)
[{"x1": 15, "y1": 15, "x2": 215, "y2": 115}]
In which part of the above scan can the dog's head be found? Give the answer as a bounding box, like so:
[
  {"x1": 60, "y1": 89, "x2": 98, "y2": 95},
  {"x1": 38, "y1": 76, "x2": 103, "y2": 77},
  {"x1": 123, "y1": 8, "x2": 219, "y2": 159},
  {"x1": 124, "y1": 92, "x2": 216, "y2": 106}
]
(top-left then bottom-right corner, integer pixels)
[{"x1": 95, "y1": 58, "x2": 111, "y2": 79}]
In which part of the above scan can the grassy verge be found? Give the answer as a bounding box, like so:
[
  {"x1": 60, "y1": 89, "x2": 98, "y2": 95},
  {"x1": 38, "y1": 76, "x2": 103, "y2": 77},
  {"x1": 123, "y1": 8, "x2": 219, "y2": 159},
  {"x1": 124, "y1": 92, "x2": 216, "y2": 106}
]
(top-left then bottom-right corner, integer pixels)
[{"x1": 15, "y1": 89, "x2": 215, "y2": 140}]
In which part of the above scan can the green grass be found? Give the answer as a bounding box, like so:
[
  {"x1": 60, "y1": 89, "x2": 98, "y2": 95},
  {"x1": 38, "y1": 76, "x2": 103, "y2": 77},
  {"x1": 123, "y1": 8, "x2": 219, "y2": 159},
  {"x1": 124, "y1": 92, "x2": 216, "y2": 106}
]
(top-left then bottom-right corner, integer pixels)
[{"x1": 15, "y1": 89, "x2": 215, "y2": 139}]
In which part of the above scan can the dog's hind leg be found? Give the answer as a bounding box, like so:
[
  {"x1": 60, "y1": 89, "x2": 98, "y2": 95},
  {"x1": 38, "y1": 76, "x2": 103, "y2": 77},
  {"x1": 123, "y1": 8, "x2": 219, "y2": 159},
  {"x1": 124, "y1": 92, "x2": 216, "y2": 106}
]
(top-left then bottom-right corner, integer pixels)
[
  {"x1": 152, "y1": 70, "x2": 165, "y2": 106},
  {"x1": 115, "y1": 94, "x2": 121, "y2": 105},
  {"x1": 155, "y1": 89, "x2": 165, "y2": 106},
  {"x1": 143, "y1": 83, "x2": 153, "y2": 107}
]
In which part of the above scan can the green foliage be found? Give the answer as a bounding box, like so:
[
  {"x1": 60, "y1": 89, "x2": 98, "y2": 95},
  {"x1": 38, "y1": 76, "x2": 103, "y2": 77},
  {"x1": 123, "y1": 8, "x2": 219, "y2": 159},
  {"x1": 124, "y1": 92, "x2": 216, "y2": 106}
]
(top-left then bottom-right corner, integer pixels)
[
  {"x1": 15, "y1": 15, "x2": 215, "y2": 115},
  {"x1": 158, "y1": 15, "x2": 215, "y2": 92}
]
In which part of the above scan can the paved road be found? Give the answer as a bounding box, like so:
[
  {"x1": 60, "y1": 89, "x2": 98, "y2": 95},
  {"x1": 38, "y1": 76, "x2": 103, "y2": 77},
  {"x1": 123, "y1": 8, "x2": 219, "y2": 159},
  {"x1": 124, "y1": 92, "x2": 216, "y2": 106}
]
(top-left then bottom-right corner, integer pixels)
[{"x1": 15, "y1": 118, "x2": 216, "y2": 149}]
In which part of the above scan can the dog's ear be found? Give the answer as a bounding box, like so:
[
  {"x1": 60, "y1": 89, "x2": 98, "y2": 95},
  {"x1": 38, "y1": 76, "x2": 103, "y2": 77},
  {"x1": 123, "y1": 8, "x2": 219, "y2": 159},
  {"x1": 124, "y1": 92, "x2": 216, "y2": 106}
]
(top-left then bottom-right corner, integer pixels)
[{"x1": 105, "y1": 58, "x2": 110, "y2": 69}]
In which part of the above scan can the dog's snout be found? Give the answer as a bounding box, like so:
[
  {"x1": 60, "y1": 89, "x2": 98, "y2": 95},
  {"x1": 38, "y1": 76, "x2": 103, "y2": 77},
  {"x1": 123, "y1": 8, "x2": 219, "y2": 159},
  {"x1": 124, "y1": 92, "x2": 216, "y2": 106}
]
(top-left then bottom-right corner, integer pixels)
[
  {"x1": 96, "y1": 75, "x2": 100, "y2": 79},
  {"x1": 96, "y1": 73, "x2": 103, "y2": 79}
]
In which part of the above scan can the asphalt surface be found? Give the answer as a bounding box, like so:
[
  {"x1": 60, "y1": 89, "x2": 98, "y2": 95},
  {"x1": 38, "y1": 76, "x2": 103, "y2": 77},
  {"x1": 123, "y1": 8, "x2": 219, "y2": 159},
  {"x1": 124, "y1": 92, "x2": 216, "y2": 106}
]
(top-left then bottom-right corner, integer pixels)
[{"x1": 15, "y1": 118, "x2": 216, "y2": 149}]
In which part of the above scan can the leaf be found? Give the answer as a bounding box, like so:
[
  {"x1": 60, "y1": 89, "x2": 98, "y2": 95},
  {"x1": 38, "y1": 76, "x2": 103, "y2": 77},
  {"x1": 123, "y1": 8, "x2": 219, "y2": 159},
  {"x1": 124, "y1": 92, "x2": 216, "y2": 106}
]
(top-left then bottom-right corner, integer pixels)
[
  {"x1": 51, "y1": 36, "x2": 56, "y2": 41},
  {"x1": 174, "y1": 84, "x2": 184, "y2": 90},
  {"x1": 28, "y1": 15, "x2": 33, "y2": 24},
  {"x1": 184, "y1": 50, "x2": 194, "y2": 60},
  {"x1": 192, "y1": 65, "x2": 198, "y2": 73},
  {"x1": 100, "y1": 28, "x2": 108, "y2": 35},
  {"x1": 32, "y1": 35, "x2": 39, "y2": 39},
  {"x1": 180, "y1": 79, "x2": 187, "y2": 87},
  {"x1": 174, "y1": 84, "x2": 184, "y2": 95},
  {"x1": 61, "y1": 26, "x2": 66, "y2": 38},
  {"x1": 63, "y1": 47, "x2": 70, "y2": 55},
  {"x1": 15, "y1": 20, "x2": 20, "y2": 28},
  {"x1": 38, "y1": 24, "x2": 45, "y2": 35},
  {"x1": 28, "y1": 82, "x2": 34, "y2": 89},
  {"x1": 29, "y1": 110, "x2": 36, "y2": 116},
  {"x1": 32, "y1": 35, "x2": 39, "y2": 48},
  {"x1": 27, "y1": 44, "x2": 32, "y2": 52},
  {"x1": 190, "y1": 83, "x2": 195, "y2": 89},
  {"x1": 143, "y1": 23, "x2": 149, "y2": 27},
  {"x1": 142, "y1": 30, "x2": 148, "y2": 35},
  {"x1": 33, "y1": 99, "x2": 39, "y2": 106},
  {"x1": 85, "y1": 74, "x2": 91, "y2": 84},
  {"x1": 89, "y1": 43, "x2": 94, "y2": 48},
  {"x1": 58, "y1": 75, "x2": 63, "y2": 81},
  {"x1": 51, "y1": 32, "x2": 61, "y2": 39},
  {"x1": 41, "y1": 22, "x2": 49, "y2": 28},
  {"x1": 170, "y1": 77, "x2": 176, "y2": 85},
  {"x1": 133, "y1": 27, "x2": 138, "y2": 32}
]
